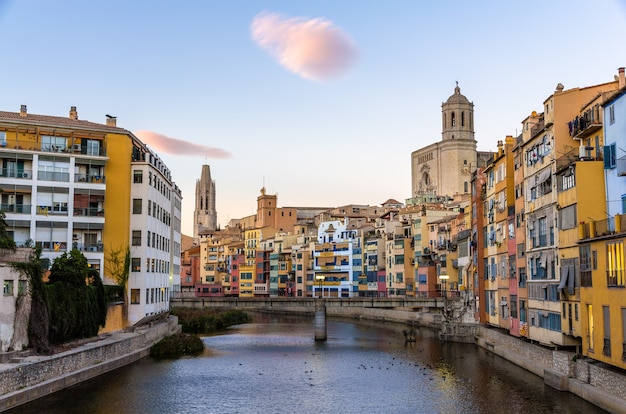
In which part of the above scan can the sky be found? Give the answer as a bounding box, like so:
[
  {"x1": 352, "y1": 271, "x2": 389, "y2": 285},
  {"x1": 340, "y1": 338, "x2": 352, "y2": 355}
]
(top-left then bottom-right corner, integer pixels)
[{"x1": 1, "y1": 1, "x2": 626, "y2": 236}]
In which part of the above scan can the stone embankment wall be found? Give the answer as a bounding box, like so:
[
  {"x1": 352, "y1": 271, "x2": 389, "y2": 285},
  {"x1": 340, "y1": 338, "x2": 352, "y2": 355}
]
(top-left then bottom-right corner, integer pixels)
[{"x1": 0, "y1": 316, "x2": 179, "y2": 412}]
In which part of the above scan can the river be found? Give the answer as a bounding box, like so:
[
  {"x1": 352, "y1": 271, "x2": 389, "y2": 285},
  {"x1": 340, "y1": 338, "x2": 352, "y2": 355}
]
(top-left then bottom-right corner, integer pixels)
[{"x1": 7, "y1": 314, "x2": 607, "y2": 414}]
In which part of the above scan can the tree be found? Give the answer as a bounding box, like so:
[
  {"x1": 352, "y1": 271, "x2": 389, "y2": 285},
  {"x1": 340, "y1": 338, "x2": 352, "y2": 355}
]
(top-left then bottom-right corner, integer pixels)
[
  {"x1": 105, "y1": 244, "x2": 131, "y2": 319},
  {"x1": 0, "y1": 209, "x2": 16, "y2": 251}
]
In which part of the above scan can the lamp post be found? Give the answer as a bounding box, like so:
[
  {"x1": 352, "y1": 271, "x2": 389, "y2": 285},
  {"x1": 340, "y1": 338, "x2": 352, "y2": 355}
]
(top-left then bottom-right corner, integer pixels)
[
  {"x1": 439, "y1": 274, "x2": 449, "y2": 298},
  {"x1": 316, "y1": 275, "x2": 325, "y2": 299}
]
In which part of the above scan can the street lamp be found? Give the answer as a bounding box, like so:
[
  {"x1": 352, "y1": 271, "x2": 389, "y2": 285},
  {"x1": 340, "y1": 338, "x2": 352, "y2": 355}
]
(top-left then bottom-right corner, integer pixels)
[
  {"x1": 316, "y1": 275, "x2": 325, "y2": 298},
  {"x1": 439, "y1": 274, "x2": 449, "y2": 298}
]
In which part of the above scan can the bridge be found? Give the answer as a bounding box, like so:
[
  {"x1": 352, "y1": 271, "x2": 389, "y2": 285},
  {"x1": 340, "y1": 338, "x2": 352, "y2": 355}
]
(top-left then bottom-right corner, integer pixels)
[{"x1": 170, "y1": 296, "x2": 445, "y2": 313}]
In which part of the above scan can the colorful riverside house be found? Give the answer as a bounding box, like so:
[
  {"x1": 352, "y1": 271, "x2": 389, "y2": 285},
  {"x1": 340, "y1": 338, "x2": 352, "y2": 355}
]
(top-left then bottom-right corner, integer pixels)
[
  {"x1": 491, "y1": 137, "x2": 516, "y2": 332},
  {"x1": 0, "y1": 105, "x2": 181, "y2": 327},
  {"x1": 363, "y1": 234, "x2": 386, "y2": 297},
  {"x1": 386, "y1": 218, "x2": 414, "y2": 297},
  {"x1": 314, "y1": 218, "x2": 359, "y2": 298},
  {"x1": 576, "y1": 70, "x2": 626, "y2": 370},
  {"x1": 470, "y1": 167, "x2": 487, "y2": 323},
  {"x1": 482, "y1": 157, "x2": 500, "y2": 326},
  {"x1": 523, "y1": 73, "x2": 621, "y2": 347}
]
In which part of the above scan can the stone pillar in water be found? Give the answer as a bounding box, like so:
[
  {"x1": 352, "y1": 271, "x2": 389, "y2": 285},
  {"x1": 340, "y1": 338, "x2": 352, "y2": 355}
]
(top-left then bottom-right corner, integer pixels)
[{"x1": 314, "y1": 299, "x2": 327, "y2": 341}]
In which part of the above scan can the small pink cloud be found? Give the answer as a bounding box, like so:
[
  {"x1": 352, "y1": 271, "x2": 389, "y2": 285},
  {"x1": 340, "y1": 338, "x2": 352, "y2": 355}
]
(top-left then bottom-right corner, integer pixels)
[
  {"x1": 251, "y1": 11, "x2": 358, "y2": 81},
  {"x1": 134, "y1": 130, "x2": 232, "y2": 158}
]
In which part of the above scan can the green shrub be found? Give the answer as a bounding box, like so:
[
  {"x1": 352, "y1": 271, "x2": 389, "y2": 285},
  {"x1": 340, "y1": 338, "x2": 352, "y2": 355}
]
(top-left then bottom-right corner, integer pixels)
[
  {"x1": 150, "y1": 334, "x2": 205, "y2": 359},
  {"x1": 171, "y1": 308, "x2": 251, "y2": 334}
]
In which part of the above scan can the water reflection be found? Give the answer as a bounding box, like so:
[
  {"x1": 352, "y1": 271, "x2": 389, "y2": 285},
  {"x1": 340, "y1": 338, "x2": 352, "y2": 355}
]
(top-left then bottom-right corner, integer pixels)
[{"x1": 7, "y1": 313, "x2": 606, "y2": 414}]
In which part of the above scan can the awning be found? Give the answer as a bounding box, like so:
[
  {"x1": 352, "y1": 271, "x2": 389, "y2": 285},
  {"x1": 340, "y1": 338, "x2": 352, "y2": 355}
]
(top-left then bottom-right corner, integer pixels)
[
  {"x1": 535, "y1": 168, "x2": 552, "y2": 185},
  {"x1": 558, "y1": 265, "x2": 569, "y2": 293},
  {"x1": 558, "y1": 264, "x2": 576, "y2": 295},
  {"x1": 567, "y1": 264, "x2": 575, "y2": 295}
]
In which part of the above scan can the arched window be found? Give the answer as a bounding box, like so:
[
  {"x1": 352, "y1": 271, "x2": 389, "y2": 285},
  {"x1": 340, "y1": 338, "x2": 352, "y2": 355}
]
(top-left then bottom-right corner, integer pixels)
[
  {"x1": 464, "y1": 181, "x2": 468, "y2": 193},
  {"x1": 451, "y1": 112, "x2": 456, "y2": 127},
  {"x1": 461, "y1": 112, "x2": 465, "y2": 126}
]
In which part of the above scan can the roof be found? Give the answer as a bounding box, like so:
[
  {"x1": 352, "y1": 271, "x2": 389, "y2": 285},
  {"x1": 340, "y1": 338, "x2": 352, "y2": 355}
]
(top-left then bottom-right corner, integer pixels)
[
  {"x1": 0, "y1": 109, "x2": 127, "y2": 134},
  {"x1": 443, "y1": 84, "x2": 471, "y2": 105}
]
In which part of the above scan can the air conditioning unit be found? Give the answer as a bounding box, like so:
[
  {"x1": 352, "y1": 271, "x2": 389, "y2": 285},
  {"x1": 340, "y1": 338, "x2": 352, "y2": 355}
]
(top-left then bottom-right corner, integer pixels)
[
  {"x1": 21, "y1": 172, "x2": 30, "y2": 178},
  {"x1": 72, "y1": 144, "x2": 81, "y2": 152}
]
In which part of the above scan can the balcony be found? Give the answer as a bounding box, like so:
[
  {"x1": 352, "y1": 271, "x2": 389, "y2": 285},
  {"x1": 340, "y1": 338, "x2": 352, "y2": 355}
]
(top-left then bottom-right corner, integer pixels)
[
  {"x1": 75, "y1": 173, "x2": 106, "y2": 184},
  {"x1": 579, "y1": 214, "x2": 626, "y2": 240},
  {"x1": 569, "y1": 105, "x2": 602, "y2": 139},
  {"x1": 73, "y1": 207, "x2": 104, "y2": 217},
  {"x1": 0, "y1": 168, "x2": 33, "y2": 179},
  {"x1": 1, "y1": 204, "x2": 31, "y2": 214}
]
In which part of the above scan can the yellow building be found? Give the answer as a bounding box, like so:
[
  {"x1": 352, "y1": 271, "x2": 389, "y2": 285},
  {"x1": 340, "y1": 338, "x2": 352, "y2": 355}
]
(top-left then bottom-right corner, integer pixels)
[{"x1": 578, "y1": 213, "x2": 625, "y2": 370}]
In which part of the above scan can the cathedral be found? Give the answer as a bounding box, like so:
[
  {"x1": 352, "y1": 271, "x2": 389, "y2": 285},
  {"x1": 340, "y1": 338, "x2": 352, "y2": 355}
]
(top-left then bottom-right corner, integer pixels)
[
  {"x1": 193, "y1": 164, "x2": 217, "y2": 240},
  {"x1": 411, "y1": 83, "x2": 492, "y2": 199}
]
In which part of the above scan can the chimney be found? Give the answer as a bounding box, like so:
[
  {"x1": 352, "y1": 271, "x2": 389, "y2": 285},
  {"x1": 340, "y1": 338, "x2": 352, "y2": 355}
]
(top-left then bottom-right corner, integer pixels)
[
  {"x1": 497, "y1": 140, "x2": 504, "y2": 155},
  {"x1": 69, "y1": 106, "x2": 78, "y2": 120},
  {"x1": 105, "y1": 114, "x2": 117, "y2": 127},
  {"x1": 19, "y1": 105, "x2": 27, "y2": 117},
  {"x1": 619, "y1": 67, "x2": 625, "y2": 89}
]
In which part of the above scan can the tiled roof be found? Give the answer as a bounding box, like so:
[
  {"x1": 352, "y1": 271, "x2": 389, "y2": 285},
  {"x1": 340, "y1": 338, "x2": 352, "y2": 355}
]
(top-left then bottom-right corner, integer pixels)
[{"x1": 0, "y1": 110, "x2": 127, "y2": 134}]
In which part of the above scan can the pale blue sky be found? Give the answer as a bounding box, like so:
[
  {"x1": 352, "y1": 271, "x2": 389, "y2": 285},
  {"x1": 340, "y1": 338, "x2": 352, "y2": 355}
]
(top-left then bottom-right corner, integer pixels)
[{"x1": 1, "y1": 1, "x2": 625, "y2": 235}]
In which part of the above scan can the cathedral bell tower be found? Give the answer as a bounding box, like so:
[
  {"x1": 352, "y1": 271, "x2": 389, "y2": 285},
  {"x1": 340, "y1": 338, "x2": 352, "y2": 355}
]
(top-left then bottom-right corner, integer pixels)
[{"x1": 441, "y1": 82, "x2": 475, "y2": 142}]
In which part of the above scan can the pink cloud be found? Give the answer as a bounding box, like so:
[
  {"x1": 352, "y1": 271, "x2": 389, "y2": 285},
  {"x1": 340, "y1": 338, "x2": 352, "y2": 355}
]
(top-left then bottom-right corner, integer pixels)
[
  {"x1": 134, "y1": 130, "x2": 232, "y2": 158},
  {"x1": 251, "y1": 11, "x2": 358, "y2": 81}
]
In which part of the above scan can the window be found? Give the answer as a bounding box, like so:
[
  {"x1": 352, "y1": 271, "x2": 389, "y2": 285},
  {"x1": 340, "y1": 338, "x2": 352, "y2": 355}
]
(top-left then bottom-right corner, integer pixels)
[
  {"x1": 3, "y1": 280, "x2": 13, "y2": 295},
  {"x1": 609, "y1": 105, "x2": 615, "y2": 125},
  {"x1": 86, "y1": 139, "x2": 100, "y2": 156},
  {"x1": 18, "y1": 279, "x2": 27, "y2": 295},
  {"x1": 604, "y1": 143, "x2": 616, "y2": 169},
  {"x1": 603, "y1": 306, "x2": 611, "y2": 356},
  {"x1": 132, "y1": 199, "x2": 142, "y2": 214},
  {"x1": 538, "y1": 218, "x2": 547, "y2": 247},
  {"x1": 133, "y1": 170, "x2": 143, "y2": 183},
  {"x1": 607, "y1": 241, "x2": 625, "y2": 287},
  {"x1": 622, "y1": 308, "x2": 626, "y2": 360},
  {"x1": 41, "y1": 135, "x2": 67, "y2": 152},
  {"x1": 131, "y1": 258, "x2": 141, "y2": 272},
  {"x1": 558, "y1": 205, "x2": 577, "y2": 230},
  {"x1": 510, "y1": 295, "x2": 518, "y2": 319},
  {"x1": 132, "y1": 230, "x2": 142, "y2": 246},
  {"x1": 580, "y1": 245, "x2": 593, "y2": 287},
  {"x1": 130, "y1": 289, "x2": 140, "y2": 304},
  {"x1": 518, "y1": 267, "x2": 527, "y2": 288}
]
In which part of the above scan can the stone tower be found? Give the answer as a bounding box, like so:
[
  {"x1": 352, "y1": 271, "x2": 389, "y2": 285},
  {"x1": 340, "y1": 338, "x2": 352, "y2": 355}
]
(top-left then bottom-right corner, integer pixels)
[
  {"x1": 194, "y1": 164, "x2": 217, "y2": 239},
  {"x1": 411, "y1": 83, "x2": 479, "y2": 198}
]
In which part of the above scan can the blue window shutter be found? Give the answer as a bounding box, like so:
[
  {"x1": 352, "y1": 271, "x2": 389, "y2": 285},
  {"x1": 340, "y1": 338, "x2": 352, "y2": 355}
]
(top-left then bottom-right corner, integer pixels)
[{"x1": 604, "y1": 144, "x2": 616, "y2": 169}]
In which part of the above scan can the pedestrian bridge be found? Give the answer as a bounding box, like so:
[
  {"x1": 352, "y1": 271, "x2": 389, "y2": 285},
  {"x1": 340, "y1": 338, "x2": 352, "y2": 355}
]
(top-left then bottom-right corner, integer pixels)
[{"x1": 169, "y1": 296, "x2": 444, "y2": 312}]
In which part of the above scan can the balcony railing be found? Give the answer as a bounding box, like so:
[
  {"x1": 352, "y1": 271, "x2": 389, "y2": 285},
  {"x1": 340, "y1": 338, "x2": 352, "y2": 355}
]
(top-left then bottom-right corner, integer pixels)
[
  {"x1": 0, "y1": 168, "x2": 33, "y2": 179},
  {"x1": 0, "y1": 204, "x2": 31, "y2": 214},
  {"x1": 75, "y1": 173, "x2": 106, "y2": 183},
  {"x1": 38, "y1": 171, "x2": 70, "y2": 182},
  {"x1": 579, "y1": 215, "x2": 626, "y2": 240},
  {"x1": 73, "y1": 207, "x2": 104, "y2": 217},
  {"x1": 71, "y1": 242, "x2": 104, "y2": 252},
  {"x1": 1, "y1": 141, "x2": 106, "y2": 157},
  {"x1": 607, "y1": 269, "x2": 625, "y2": 287}
]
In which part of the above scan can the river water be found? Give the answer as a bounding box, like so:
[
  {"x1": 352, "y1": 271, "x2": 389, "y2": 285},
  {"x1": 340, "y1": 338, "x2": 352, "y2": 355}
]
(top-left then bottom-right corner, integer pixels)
[{"x1": 7, "y1": 314, "x2": 607, "y2": 414}]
